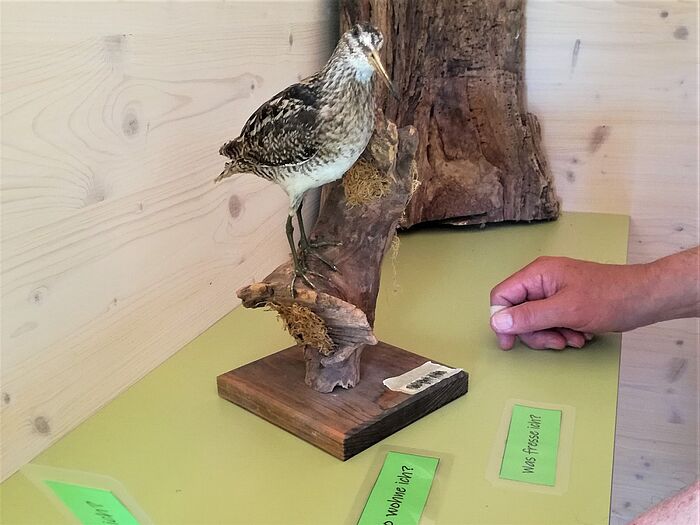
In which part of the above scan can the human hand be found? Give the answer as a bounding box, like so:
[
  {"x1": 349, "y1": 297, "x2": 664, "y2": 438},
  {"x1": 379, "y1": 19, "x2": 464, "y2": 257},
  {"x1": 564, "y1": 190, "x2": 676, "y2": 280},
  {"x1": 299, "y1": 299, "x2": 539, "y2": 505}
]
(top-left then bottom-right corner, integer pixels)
[{"x1": 489, "y1": 256, "x2": 656, "y2": 350}]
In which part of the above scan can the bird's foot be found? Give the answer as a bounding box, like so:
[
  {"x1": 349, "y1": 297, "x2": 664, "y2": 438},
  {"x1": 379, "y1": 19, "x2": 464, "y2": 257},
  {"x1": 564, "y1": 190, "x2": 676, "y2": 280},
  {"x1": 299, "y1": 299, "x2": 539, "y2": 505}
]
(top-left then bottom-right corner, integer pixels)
[
  {"x1": 304, "y1": 239, "x2": 342, "y2": 249},
  {"x1": 290, "y1": 269, "x2": 314, "y2": 297},
  {"x1": 299, "y1": 240, "x2": 342, "y2": 273},
  {"x1": 289, "y1": 263, "x2": 329, "y2": 297}
]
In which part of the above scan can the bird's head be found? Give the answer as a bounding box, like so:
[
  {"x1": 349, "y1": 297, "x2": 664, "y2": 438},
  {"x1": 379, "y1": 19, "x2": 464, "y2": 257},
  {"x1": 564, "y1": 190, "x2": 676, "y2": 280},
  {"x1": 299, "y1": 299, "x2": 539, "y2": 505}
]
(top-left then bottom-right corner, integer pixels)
[{"x1": 341, "y1": 23, "x2": 397, "y2": 97}]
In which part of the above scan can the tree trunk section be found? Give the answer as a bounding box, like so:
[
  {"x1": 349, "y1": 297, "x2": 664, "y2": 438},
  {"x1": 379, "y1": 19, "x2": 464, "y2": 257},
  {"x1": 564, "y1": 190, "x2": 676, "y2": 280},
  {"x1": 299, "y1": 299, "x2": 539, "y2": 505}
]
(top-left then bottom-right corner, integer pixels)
[{"x1": 341, "y1": 0, "x2": 560, "y2": 228}]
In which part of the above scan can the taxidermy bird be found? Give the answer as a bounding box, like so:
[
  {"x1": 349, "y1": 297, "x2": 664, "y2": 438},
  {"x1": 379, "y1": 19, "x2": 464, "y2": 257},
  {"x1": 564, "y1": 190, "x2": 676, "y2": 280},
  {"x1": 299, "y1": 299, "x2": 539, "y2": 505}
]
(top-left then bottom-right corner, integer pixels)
[{"x1": 215, "y1": 23, "x2": 396, "y2": 295}]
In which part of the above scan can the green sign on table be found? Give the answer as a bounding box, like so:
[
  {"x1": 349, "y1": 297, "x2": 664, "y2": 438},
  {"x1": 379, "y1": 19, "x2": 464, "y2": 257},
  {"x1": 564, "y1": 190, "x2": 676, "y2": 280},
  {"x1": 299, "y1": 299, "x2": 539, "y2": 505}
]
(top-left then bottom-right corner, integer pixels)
[
  {"x1": 45, "y1": 480, "x2": 140, "y2": 525},
  {"x1": 499, "y1": 404, "x2": 562, "y2": 486},
  {"x1": 357, "y1": 451, "x2": 439, "y2": 525}
]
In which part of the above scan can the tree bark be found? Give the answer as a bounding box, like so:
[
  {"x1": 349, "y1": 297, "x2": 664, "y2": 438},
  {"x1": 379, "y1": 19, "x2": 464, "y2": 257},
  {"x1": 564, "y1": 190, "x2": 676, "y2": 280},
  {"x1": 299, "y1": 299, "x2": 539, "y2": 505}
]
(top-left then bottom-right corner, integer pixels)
[
  {"x1": 341, "y1": 0, "x2": 560, "y2": 228},
  {"x1": 237, "y1": 113, "x2": 418, "y2": 392}
]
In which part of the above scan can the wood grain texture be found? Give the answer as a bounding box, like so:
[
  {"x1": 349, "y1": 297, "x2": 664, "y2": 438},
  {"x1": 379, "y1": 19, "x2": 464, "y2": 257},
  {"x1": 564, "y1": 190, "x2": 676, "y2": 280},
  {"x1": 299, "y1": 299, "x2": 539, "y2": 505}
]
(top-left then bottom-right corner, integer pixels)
[
  {"x1": 612, "y1": 318, "x2": 699, "y2": 524},
  {"x1": 341, "y1": 0, "x2": 560, "y2": 227},
  {"x1": 525, "y1": 0, "x2": 698, "y2": 264},
  {"x1": 525, "y1": 2, "x2": 698, "y2": 522},
  {"x1": 0, "y1": 1, "x2": 337, "y2": 481},
  {"x1": 217, "y1": 341, "x2": 469, "y2": 460}
]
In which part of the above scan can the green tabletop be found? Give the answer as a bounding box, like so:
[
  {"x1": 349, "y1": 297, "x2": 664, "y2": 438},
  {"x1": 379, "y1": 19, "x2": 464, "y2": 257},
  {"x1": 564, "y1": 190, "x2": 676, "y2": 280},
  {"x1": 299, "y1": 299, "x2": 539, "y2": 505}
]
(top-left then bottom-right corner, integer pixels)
[{"x1": 0, "y1": 212, "x2": 629, "y2": 525}]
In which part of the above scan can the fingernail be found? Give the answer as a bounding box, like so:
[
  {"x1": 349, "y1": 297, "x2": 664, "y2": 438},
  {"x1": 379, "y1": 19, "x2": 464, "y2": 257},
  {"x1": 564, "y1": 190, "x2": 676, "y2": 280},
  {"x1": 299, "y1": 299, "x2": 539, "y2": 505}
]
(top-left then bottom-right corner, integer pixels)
[
  {"x1": 492, "y1": 312, "x2": 513, "y2": 331},
  {"x1": 584, "y1": 333, "x2": 594, "y2": 341},
  {"x1": 497, "y1": 334, "x2": 514, "y2": 351}
]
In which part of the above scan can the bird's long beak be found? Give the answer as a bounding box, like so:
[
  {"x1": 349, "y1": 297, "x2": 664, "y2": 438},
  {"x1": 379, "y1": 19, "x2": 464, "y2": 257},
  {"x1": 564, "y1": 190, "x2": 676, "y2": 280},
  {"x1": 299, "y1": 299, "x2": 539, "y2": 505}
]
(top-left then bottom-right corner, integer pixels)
[{"x1": 369, "y1": 50, "x2": 399, "y2": 99}]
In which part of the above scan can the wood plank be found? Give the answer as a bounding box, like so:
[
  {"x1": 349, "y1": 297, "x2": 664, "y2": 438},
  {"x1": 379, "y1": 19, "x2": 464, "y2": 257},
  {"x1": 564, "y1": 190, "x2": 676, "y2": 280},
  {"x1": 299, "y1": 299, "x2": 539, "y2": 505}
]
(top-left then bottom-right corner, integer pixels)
[
  {"x1": 217, "y1": 341, "x2": 469, "y2": 460},
  {"x1": 0, "y1": 1, "x2": 337, "y2": 481},
  {"x1": 525, "y1": 0, "x2": 698, "y2": 264},
  {"x1": 611, "y1": 319, "x2": 699, "y2": 524}
]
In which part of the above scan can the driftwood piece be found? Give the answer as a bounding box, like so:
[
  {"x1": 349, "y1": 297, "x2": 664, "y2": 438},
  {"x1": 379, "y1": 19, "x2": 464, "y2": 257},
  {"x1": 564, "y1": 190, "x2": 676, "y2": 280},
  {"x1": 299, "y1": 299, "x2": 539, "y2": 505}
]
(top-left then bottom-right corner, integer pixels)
[
  {"x1": 341, "y1": 0, "x2": 560, "y2": 227},
  {"x1": 237, "y1": 113, "x2": 418, "y2": 392}
]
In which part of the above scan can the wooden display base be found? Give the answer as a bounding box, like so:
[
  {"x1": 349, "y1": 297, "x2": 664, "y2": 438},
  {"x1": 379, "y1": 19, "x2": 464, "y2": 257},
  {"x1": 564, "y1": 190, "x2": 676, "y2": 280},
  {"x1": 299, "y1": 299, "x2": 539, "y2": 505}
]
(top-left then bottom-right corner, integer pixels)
[{"x1": 217, "y1": 341, "x2": 468, "y2": 460}]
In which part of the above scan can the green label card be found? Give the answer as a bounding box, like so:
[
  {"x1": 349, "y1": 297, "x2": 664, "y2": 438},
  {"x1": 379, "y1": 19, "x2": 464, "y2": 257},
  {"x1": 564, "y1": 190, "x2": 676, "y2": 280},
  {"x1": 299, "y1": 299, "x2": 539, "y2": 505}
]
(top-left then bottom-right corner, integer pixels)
[
  {"x1": 45, "y1": 480, "x2": 140, "y2": 525},
  {"x1": 357, "y1": 452, "x2": 439, "y2": 525},
  {"x1": 499, "y1": 404, "x2": 562, "y2": 486}
]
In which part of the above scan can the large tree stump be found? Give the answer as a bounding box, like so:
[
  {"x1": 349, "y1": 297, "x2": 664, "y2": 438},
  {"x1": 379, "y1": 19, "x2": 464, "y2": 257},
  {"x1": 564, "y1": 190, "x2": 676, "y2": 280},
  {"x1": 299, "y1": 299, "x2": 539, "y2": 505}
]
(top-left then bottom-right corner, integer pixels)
[
  {"x1": 341, "y1": 0, "x2": 560, "y2": 227},
  {"x1": 237, "y1": 113, "x2": 418, "y2": 392}
]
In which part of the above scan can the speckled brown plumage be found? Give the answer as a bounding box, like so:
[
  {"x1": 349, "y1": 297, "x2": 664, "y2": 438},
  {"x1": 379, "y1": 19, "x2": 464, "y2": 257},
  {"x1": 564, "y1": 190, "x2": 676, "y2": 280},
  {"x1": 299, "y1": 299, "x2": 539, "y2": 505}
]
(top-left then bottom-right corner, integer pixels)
[{"x1": 215, "y1": 23, "x2": 394, "y2": 295}]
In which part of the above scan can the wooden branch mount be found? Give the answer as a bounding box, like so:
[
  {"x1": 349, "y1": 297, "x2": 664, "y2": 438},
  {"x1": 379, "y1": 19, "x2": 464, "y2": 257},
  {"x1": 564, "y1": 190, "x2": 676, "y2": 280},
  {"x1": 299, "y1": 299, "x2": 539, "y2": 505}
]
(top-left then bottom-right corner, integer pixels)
[
  {"x1": 236, "y1": 112, "x2": 417, "y2": 393},
  {"x1": 217, "y1": 113, "x2": 471, "y2": 460}
]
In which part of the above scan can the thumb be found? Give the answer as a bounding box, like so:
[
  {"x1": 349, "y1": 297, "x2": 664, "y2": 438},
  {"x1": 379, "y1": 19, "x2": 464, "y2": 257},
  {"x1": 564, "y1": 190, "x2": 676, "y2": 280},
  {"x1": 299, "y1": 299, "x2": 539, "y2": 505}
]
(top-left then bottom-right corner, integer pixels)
[{"x1": 490, "y1": 296, "x2": 568, "y2": 335}]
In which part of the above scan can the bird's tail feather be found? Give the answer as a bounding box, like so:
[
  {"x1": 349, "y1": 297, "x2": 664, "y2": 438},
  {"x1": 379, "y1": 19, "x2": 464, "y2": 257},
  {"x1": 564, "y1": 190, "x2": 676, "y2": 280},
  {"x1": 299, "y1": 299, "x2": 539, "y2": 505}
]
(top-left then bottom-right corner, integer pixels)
[
  {"x1": 219, "y1": 137, "x2": 244, "y2": 159},
  {"x1": 216, "y1": 137, "x2": 246, "y2": 183},
  {"x1": 215, "y1": 161, "x2": 246, "y2": 183}
]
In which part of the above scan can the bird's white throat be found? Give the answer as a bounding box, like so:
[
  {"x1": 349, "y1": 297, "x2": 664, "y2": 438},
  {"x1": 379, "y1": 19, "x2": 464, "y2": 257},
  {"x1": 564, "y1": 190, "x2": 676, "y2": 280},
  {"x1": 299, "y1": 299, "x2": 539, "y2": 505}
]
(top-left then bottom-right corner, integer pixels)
[{"x1": 347, "y1": 54, "x2": 374, "y2": 83}]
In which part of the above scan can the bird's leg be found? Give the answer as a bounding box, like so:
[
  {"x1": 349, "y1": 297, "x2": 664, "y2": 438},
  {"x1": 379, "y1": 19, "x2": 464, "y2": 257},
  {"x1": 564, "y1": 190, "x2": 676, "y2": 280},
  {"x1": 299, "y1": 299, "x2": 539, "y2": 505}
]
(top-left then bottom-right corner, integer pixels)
[
  {"x1": 286, "y1": 214, "x2": 316, "y2": 297},
  {"x1": 296, "y1": 202, "x2": 341, "y2": 273}
]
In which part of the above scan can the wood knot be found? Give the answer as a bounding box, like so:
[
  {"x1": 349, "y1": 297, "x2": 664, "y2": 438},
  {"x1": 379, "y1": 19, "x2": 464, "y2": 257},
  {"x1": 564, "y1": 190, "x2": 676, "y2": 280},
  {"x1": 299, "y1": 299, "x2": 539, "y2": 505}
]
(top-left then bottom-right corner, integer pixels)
[
  {"x1": 33, "y1": 416, "x2": 51, "y2": 435},
  {"x1": 228, "y1": 195, "x2": 243, "y2": 218}
]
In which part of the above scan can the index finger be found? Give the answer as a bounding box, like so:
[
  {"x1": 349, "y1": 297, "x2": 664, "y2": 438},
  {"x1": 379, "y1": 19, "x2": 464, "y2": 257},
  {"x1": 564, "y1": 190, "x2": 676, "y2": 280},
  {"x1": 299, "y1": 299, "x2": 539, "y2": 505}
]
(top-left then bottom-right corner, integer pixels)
[{"x1": 490, "y1": 259, "x2": 552, "y2": 307}]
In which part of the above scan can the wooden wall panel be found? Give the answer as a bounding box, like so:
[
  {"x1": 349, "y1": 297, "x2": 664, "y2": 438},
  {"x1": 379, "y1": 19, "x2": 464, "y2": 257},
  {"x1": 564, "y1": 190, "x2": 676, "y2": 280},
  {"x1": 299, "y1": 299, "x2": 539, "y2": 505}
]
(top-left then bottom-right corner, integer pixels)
[
  {"x1": 1, "y1": 1, "x2": 336, "y2": 481},
  {"x1": 526, "y1": 0, "x2": 698, "y2": 263},
  {"x1": 525, "y1": 2, "x2": 698, "y2": 523}
]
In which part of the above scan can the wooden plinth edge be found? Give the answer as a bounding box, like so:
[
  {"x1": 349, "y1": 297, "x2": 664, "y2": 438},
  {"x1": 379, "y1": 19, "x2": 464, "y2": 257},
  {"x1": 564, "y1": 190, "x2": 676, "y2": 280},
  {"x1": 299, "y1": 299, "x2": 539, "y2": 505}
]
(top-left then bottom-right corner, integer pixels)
[{"x1": 217, "y1": 341, "x2": 469, "y2": 460}]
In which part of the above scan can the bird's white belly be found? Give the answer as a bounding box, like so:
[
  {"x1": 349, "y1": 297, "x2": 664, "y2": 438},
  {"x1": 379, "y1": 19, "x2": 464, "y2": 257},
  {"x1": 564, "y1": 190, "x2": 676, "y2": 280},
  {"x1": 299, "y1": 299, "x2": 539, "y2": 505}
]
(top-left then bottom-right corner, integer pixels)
[
  {"x1": 314, "y1": 153, "x2": 359, "y2": 185},
  {"x1": 282, "y1": 149, "x2": 363, "y2": 201}
]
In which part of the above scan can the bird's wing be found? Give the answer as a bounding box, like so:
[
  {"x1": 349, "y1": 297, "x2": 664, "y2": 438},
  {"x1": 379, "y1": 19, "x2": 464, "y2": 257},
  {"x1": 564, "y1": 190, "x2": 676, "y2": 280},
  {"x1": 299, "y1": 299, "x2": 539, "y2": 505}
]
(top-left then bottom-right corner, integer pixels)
[{"x1": 238, "y1": 81, "x2": 321, "y2": 167}]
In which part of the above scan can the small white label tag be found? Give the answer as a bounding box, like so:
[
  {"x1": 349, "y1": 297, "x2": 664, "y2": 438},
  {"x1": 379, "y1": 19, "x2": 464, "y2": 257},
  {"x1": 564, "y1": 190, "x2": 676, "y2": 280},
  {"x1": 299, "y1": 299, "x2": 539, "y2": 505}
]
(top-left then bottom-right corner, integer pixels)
[
  {"x1": 490, "y1": 304, "x2": 508, "y2": 317},
  {"x1": 383, "y1": 361, "x2": 462, "y2": 395}
]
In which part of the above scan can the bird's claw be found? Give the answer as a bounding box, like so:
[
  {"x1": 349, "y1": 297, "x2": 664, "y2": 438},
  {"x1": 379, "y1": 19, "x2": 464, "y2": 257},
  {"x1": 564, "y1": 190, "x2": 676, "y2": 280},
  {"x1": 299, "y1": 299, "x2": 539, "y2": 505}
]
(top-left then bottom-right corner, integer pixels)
[
  {"x1": 290, "y1": 269, "x2": 317, "y2": 297},
  {"x1": 307, "y1": 240, "x2": 343, "y2": 248},
  {"x1": 298, "y1": 239, "x2": 342, "y2": 273},
  {"x1": 307, "y1": 269, "x2": 330, "y2": 281},
  {"x1": 302, "y1": 250, "x2": 340, "y2": 273}
]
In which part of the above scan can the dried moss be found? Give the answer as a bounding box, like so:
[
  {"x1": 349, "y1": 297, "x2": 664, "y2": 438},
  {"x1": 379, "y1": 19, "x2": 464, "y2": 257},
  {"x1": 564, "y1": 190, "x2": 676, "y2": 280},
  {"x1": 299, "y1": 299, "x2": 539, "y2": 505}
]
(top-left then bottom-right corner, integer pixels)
[
  {"x1": 342, "y1": 159, "x2": 391, "y2": 207},
  {"x1": 400, "y1": 160, "x2": 422, "y2": 225},
  {"x1": 267, "y1": 302, "x2": 334, "y2": 355},
  {"x1": 389, "y1": 233, "x2": 401, "y2": 291},
  {"x1": 390, "y1": 233, "x2": 400, "y2": 267},
  {"x1": 409, "y1": 160, "x2": 422, "y2": 198}
]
